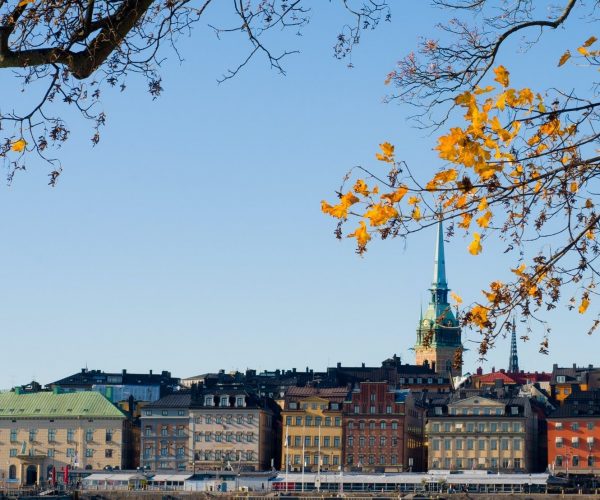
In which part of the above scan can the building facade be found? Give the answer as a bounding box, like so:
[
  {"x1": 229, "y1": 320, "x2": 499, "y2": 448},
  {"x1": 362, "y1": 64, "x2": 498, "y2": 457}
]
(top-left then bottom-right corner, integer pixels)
[
  {"x1": 189, "y1": 386, "x2": 278, "y2": 472},
  {"x1": 280, "y1": 387, "x2": 347, "y2": 472},
  {"x1": 415, "y1": 221, "x2": 463, "y2": 377},
  {"x1": 547, "y1": 390, "x2": 600, "y2": 475},
  {"x1": 0, "y1": 390, "x2": 126, "y2": 487},
  {"x1": 140, "y1": 393, "x2": 191, "y2": 471},
  {"x1": 343, "y1": 382, "x2": 425, "y2": 472},
  {"x1": 426, "y1": 393, "x2": 540, "y2": 472}
]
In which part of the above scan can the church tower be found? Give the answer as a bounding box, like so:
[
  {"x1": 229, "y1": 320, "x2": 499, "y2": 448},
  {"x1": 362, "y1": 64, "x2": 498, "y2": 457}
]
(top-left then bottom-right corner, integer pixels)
[{"x1": 415, "y1": 219, "x2": 463, "y2": 377}]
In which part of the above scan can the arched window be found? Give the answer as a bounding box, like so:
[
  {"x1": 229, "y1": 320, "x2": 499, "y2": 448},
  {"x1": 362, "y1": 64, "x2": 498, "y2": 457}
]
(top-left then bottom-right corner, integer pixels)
[{"x1": 9, "y1": 465, "x2": 16, "y2": 480}]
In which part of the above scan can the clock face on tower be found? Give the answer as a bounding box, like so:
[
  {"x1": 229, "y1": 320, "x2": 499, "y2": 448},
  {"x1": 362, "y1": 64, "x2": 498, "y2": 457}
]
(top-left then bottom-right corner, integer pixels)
[{"x1": 422, "y1": 320, "x2": 429, "y2": 327}]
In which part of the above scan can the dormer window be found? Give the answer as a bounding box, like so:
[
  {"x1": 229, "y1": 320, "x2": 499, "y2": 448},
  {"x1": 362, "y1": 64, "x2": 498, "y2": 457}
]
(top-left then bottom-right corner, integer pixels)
[
  {"x1": 204, "y1": 395, "x2": 214, "y2": 406},
  {"x1": 556, "y1": 375, "x2": 566, "y2": 383},
  {"x1": 434, "y1": 406, "x2": 442, "y2": 416},
  {"x1": 236, "y1": 397, "x2": 245, "y2": 407},
  {"x1": 220, "y1": 396, "x2": 229, "y2": 407},
  {"x1": 511, "y1": 406, "x2": 519, "y2": 415}
]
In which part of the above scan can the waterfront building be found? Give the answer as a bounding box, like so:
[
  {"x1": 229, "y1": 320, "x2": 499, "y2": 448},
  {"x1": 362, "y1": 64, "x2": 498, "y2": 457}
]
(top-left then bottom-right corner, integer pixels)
[
  {"x1": 140, "y1": 393, "x2": 191, "y2": 471},
  {"x1": 280, "y1": 387, "x2": 347, "y2": 472},
  {"x1": 547, "y1": 390, "x2": 600, "y2": 475},
  {"x1": 415, "y1": 220, "x2": 463, "y2": 377},
  {"x1": 425, "y1": 390, "x2": 541, "y2": 472},
  {"x1": 0, "y1": 390, "x2": 126, "y2": 487},
  {"x1": 343, "y1": 382, "x2": 425, "y2": 472},
  {"x1": 189, "y1": 384, "x2": 279, "y2": 472}
]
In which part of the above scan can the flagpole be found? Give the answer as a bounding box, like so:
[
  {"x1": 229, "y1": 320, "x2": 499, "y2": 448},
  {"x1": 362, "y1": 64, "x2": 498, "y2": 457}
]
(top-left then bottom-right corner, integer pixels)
[
  {"x1": 284, "y1": 426, "x2": 289, "y2": 492},
  {"x1": 317, "y1": 424, "x2": 321, "y2": 493}
]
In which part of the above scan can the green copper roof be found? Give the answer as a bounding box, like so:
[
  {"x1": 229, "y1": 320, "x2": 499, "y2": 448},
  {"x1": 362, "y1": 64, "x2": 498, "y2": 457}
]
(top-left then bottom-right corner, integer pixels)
[
  {"x1": 432, "y1": 219, "x2": 448, "y2": 289},
  {"x1": 0, "y1": 391, "x2": 125, "y2": 419}
]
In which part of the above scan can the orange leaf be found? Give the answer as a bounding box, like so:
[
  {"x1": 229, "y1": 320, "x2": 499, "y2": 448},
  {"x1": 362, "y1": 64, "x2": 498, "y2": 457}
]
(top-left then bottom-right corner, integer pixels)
[
  {"x1": 347, "y1": 221, "x2": 371, "y2": 248},
  {"x1": 468, "y1": 232, "x2": 482, "y2": 255},
  {"x1": 558, "y1": 50, "x2": 571, "y2": 67},
  {"x1": 11, "y1": 138, "x2": 26, "y2": 152},
  {"x1": 493, "y1": 66, "x2": 510, "y2": 88}
]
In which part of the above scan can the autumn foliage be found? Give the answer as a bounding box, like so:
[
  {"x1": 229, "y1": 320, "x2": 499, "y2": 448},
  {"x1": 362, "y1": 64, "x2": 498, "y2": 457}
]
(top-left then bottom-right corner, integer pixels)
[{"x1": 323, "y1": 33, "x2": 600, "y2": 357}]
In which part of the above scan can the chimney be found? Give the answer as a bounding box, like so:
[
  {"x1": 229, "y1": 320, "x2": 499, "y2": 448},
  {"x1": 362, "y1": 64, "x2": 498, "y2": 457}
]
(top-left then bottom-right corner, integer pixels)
[
  {"x1": 122, "y1": 369, "x2": 127, "y2": 375},
  {"x1": 476, "y1": 367, "x2": 483, "y2": 375},
  {"x1": 337, "y1": 362, "x2": 341, "y2": 368},
  {"x1": 149, "y1": 370, "x2": 153, "y2": 375},
  {"x1": 492, "y1": 367, "x2": 496, "y2": 373},
  {"x1": 573, "y1": 363, "x2": 577, "y2": 369},
  {"x1": 362, "y1": 362, "x2": 365, "y2": 368}
]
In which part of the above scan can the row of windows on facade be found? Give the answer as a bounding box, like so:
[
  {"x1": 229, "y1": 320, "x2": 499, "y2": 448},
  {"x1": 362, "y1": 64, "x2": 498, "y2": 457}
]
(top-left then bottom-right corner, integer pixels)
[
  {"x1": 554, "y1": 421, "x2": 596, "y2": 430},
  {"x1": 431, "y1": 458, "x2": 522, "y2": 469},
  {"x1": 7, "y1": 429, "x2": 114, "y2": 443},
  {"x1": 144, "y1": 447, "x2": 187, "y2": 458},
  {"x1": 346, "y1": 436, "x2": 398, "y2": 448},
  {"x1": 347, "y1": 420, "x2": 400, "y2": 430},
  {"x1": 193, "y1": 432, "x2": 255, "y2": 443},
  {"x1": 8, "y1": 447, "x2": 114, "y2": 458},
  {"x1": 554, "y1": 436, "x2": 595, "y2": 448},
  {"x1": 435, "y1": 406, "x2": 519, "y2": 416},
  {"x1": 430, "y1": 422, "x2": 522, "y2": 433},
  {"x1": 285, "y1": 416, "x2": 341, "y2": 427},
  {"x1": 286, "y1": 436, "x2": 342, "y2": 448},
  {"x1": 287, "y1": 402, "x2": 340, "y2": 411},
  {"x1": 350, "y1": 405, "x2": 400, "y2": 415},
  {"x1": 345, "y1": 454, "x2": 399, "y2": 466},
  {"x1": 194, "y1": 450, "x2": 255, "y2": 461},
  {"x1": 145, "y1": 409, "x2": 187, "y2": 417},
  {"x1": 288, "y1": 454, "x2": 341, "y2": 466},
  {"x1": 192, "y1": 414, "x2": 255, "y2": 425},
  {"x1": 555, "y1": 455, "x2": 596, "y2": 467},
  {"x1": 144, "y1": 426, "x2": 186, "y2": 437},
  {"x1": 431, "y1": 437, "x2": 523, "y2": 452}
]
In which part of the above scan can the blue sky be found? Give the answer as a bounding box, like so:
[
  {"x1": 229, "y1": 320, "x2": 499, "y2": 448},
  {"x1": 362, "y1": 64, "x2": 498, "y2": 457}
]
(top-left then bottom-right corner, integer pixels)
[{"x1": 0, "y1": 2, "x2": 598, "y2": 389}]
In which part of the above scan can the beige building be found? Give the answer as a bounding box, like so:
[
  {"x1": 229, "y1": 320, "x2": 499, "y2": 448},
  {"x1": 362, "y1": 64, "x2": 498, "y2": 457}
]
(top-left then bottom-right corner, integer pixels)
[
  {"x1": 0, "y1": 389, "x2": 126, "y2": 486},
  {"x1": 426, "y1": 393, "x2": 539, "y2": 472},
  {"x1": 189, "y1": 386, "x2": 278, "y2": 471}
]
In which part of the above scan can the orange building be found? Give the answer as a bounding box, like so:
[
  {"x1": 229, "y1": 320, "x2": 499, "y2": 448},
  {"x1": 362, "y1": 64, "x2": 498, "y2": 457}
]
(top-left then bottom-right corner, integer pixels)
[{"x1": 547, "y1": 390, "x2": 600, "y2": 475}]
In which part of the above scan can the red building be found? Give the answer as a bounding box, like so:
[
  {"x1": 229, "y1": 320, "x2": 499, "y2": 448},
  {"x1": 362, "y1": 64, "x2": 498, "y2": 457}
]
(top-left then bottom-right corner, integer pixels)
[
  {"x1": 547, "y1": 390, "x2": 600, "y2": 475},
  {"x1": 342, "y1": 382, "x2": 425, "y2": 472}
]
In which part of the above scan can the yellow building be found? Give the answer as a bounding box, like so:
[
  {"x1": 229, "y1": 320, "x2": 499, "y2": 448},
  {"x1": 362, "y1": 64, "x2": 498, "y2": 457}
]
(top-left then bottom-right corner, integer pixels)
[
  {"x1": 281, "y1": 387, "x2": 347, "y2": 472},
  {"x1": 0, "y1": 390, "x2": 126, "y2": 487}
]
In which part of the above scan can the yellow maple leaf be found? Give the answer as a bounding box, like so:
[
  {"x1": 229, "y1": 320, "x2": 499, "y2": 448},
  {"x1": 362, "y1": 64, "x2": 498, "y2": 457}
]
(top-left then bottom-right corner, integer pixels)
[
  {"x1": 586, "y1": 229, "x2": 595, "y2": 240},
  {"x1": 321, "y1": 201, "x2": 349, "y2": 219},
  {"x1": 476, "y1": 211, "x2": 492, "y2": 228},
  {"x1": 474, "y1": 85, "x2": 495, "y2": 95},
  {"x1": 570, "y1": 181, "x2": 578, "y2": 193},
  {"x1": 578, "y1": 46, "x2": 590, "y2": 56},
  {"x1": 468, "y1": 232, "x2": 482, "y2": 255},
  {"x1": 380, "y1": 142, "x2": 394, "y2": 157},
  {"x1": 347, "y1": 221, "x2": 371, "y2": 248},
  {"x1": 380, "y1": 185, "x2": 408, "y2": 204},
  {"x1": 426, "y1": 169, "x2": 458, "y2": 191},
  {"x1": 353, "y1": 179, "x2": 370, "y2": 196},
  {"x1": 558, "y1": 50, "x2": 571, "y2": 67},
  {"x1": 583, "y1": 36, "x2": 598, "y2": 47},
  {"x1": 11, "y1": 138, "x2": 27, "y2": 152},
  {"x1": 457, "y1": 213, "x2": 473, "y2": 229},
  {"x1": 407, "y1": 196, "x2": 420, "y2": 206},
  {"x1": 579, "y1": 296, "x2": 590, "y2": 314},
  {"x1": 364, "y1": 204, "x2": 398, "y2": 226},
  {"x1": 470, "y1": 304, "x2": 489, "y2": 328},
  {"x1": 477, "y1": 197, "x2": 488, "y2": 211},
  {"x1": 412, "y1": 206, "x2": 422, "y2": 221},
  {"x1": 450, "y1": 291, "x2": 463, "y2": 304},
  {"x1": 512, "y1": 263, "x2": 526, "y2": 276},
  {"x1": 493, "y1": 65, "x2": 510, "y2": 88}
]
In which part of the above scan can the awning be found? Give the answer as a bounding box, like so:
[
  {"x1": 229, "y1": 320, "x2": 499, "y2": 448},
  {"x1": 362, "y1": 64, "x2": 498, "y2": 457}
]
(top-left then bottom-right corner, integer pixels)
[
  {"x1": 148, "y1": 474, "x2": 192, "y2": 482},
  {"x1": 83, "y1": 473, "x2": 147, "y2": 482}
]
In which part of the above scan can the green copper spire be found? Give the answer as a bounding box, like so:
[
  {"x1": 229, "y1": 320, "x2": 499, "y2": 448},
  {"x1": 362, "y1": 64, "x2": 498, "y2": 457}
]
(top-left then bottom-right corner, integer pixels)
[{"x1": 432, "y1": 218, "x2": 448, "y2": 290}]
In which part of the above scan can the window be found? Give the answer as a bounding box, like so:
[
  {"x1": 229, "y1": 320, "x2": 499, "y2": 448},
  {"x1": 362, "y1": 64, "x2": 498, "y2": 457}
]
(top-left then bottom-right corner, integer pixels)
[
  {"x1": 205, "y1": 416, "x2": 212, "y2": 424},
  {"x1": 456, "y1": 439, "x2": 463, "y2": 450},
  {"x1": 285, "y1": 416, "x2": 292, "y2": 426},
  {"x1": 106, "y1": 429, "x2": 113, "y2": 442},
  {"x1": 513, "y1": 422, "x2": 521, "y2": 432},
  {"x1": 335, "y1": 417, "x2": 341, "y2": 426},
  {"x1": 490, "y1": 439, "x2": 498, "y2": 451},
  {"x1": 105, "y1": 449, "x2": 113, "y2": 458},
  {"x1": 514, "y1": 438, "x2": 521, "y2": 451},
  {"x1": 514, "y1": 458, "x2": 521, "y2": 470},
  {"x1": 490, "y1": 423, "x2": 497, "y2": 432},
  {"x1": 478, "y1": 439, "x2": 485, "y2": 450},
  {"x1": 511, "y1": 406, "x2": 519, "y2": 415},
  {"x1": 324, "y1": 436, "x2": 330, "y2": 447},
  {"x1": 160, "y1": 446, "x2": 168, "y2": 457},
  {"x1": 237, "y1": 415, "x2": 244, "y2": 424},
  {"x1": 386, "y1": 405, "x2": 392, "y2": 414},
  {"x1": 333, "y1": 455, "x2": 339, "y2": 465},
  {"x1": 177, "y1": 446, "x2": 185, "y2": 457},
  {"x1": 380, "y1": 436, "x2": 387, "y2": 446},
  {"x1": 160, "y1": 426, "x2": 168, "y2": 437},
  {"x1": 295, "y1": 417, "x2": 302, "y2": 426},
  {"x1": 215, "y1": 433, "x2": 222, "y2": 442},
  {"x1": 334, "y1": 436, "x2": 340, "y2": 448},
  {"x1": 220, "y1": 396, "x2": 229, "y2": 407},
  {"x1": 380, "y1": 421, "x2": 387, "y2": 430},
  {"x1": 85, "y1": 448, "x2": 94, "y2": 457},
  {"x1": 572, "y1": 422, "x2": 580, "y2": 431},
  {"x1": 48, "y1": 429, "x2": 56, "y2": 442},
  {"x1": 325, "y1": 417, "x2": 331, "y2": 426},
  {"x1": 247, "y1": 415, "x2": 254, "y2": 425},
  {"x1": 432, "y1": 423, "x2": 440, "y2": 432},
  {"x1": 314, "y1": 436, "x2": 319, "y2": 447},
  {"x1": 502, "y1": 458, "x2": 510, "y2": 469},
  {"x1": 572, "y1": 455, "x2": 580, "y2": 467},
  {"x1": 467, "y1": 439, "x2": 474, "y2": 450},
  {"x1": 205, "y1": 433, "x2": 212, "y2": 442},
  {"x1": 587, "y1": 422, "x2": 595, "y2": 430},
  {"x1": 556, "y1": 375, "x2": 566, "y2": 383},
  {"x1": 478, "y1": 423, "x2": 486, "y2": 432},
  {"x1": 466, "y1": 423, "x2": 474, "y2": 432},
  {"x1": 359, "y1": 436, "x2": 365, "y2": 447},
  {"x1": 305, "y1": 416, "x2": 312, "y2": 426},
  {"x1": 10, "y1": 429, "x2": 17, "y2": 442},
  {"x1": 204, "y1": 396, "x2": 213, "y2": 406},
  {"x1": 456, "y1": 458, "x2": 463, "y2": 469},
  {"x1": 369, "y1": 421, "x2": 375, "y2": 430},
  {"x1": 501, "y1": 439, "x2": 509, "y2": 450},
  {"x1": 304, "y1": 436, "x2": 310, "y2": 447},
  {"x1": 29, "y1": 429, "x2": 37, "y2": 442},
  {"x1": 354, "y1": 405, "x2": 360, "y2": 414},
  {"x1": 502, "y1": 422, "x2": 509, "y2": 432},
  {"x1": 369, "y1": 436, "x2": 375, "y2": 446},
  {"x1": 144, "y1": 410, "x2": 152, "y2": 416},
  {"x1": 444, "y1": 439, "x2": 451, "y2": 451},
  {"x1": 9, "y1": 449, "x2": 17, "y2": 457},
  {"x1": 556, "y1": 455, "x2": 563, "y2": 467},
  {"x1": 66, "y1": 448, "x2": 75, "y2": 457},
  {"x1": 444, "y1": 423, "x2": 451, "y2": 432},
  {"x1": 369, "y1": 406, "x2": 376, "y2": 414},
  {"x1": 85, "y1": 429, "x2": 94, "y2": 442},
  {"x1": 162, "y1": 410, "x2": 168, "y2": 416},
  {"x1": 295, "y1": 436, "x2": 301, "y2": 447},
  {"x1": 215, "y1": 416, "x2": 222, "y2": 424},
  {"x1": 588, "y1": 455, "x2": 595, "y2": 467},
  {"x1": 368, "y1": 455, "x2": 375, "y2": 465},
  {"x1": 236, "y1": 396, "x2": 244, "y2": 407},
  {"x1": 432, "y1": 440, "x2": 440, "y2": 451},
  {"x1": 9, "y1": 465, "x2": 16, "y2": 480},
  {"x1": 315, "y1": 417, "x2": 322, "y2": 427},
  {"x1": 556, "y1": 422, "x2": 563, "y2": 430},
  {"x1": 391, "y1": 421, "x2": 398, "y2": 430},
  {"x1": 347, "y1": 455, "x2": 353, "y2": 465},
  {"x1": 572, "y1": 437, "x2": 580, "y2": 448}
]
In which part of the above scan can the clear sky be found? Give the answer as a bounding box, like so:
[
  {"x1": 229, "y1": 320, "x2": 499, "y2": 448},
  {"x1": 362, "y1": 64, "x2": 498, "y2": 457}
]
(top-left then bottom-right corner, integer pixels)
[{"x1": 0, "y1": 2, "x2": 598, "y2": 389}]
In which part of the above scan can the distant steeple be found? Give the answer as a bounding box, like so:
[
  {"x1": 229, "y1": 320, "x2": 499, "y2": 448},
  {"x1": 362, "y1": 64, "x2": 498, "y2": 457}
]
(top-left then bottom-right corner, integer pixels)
[
  {"x1": 432, "y1": 217, "x2": 448, "y2": 290},
  {"x1": 508, "y1": 318, "x2": 520, "y2": 373}
]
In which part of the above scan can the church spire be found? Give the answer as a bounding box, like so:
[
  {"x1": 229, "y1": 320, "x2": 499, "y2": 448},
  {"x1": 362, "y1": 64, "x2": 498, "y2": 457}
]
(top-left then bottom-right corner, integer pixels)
[
  {"x1": 508, "y1": 318, "x2": 520, "y2": 373},
  {"x1": 432, "y1": 218, "x2": 448, "y2": 290}
]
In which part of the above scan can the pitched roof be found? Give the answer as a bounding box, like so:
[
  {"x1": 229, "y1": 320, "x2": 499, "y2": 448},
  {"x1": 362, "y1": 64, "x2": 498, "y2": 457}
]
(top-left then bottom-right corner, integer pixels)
[
  {"x1": 549, "y1": 390, "x2": 600, "y2": 418},
  {"x1": 145, "y1": 393, "x2": 191, "y2": 409},
  {"x1": 284, "y1": 387, "x2": 349, "y2": 399},
  {"x1": 475, "y1": 372, "x2": 518, "y2": 385},
  {"x1": 0, "y1": 391, "x2": 125, "y2": 419},
  {"x1": 48, "y1": 368, "x2": 179, "y2": 388}
]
